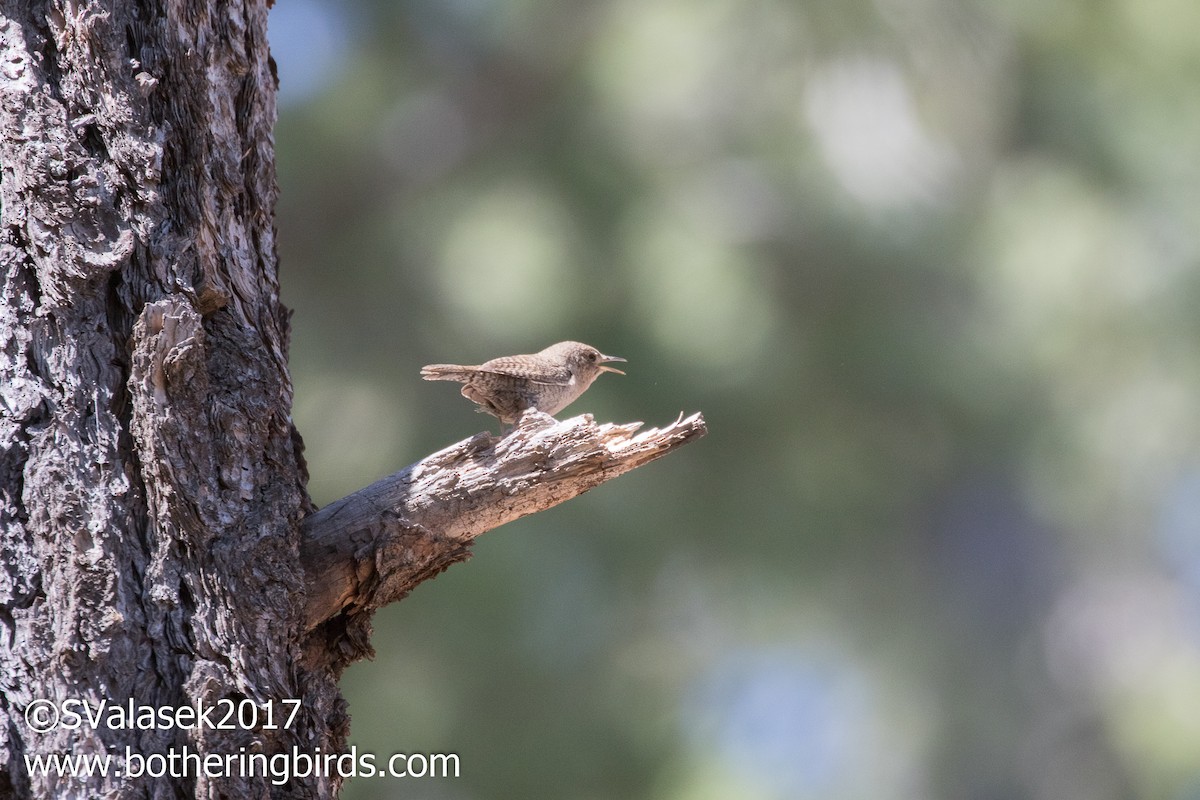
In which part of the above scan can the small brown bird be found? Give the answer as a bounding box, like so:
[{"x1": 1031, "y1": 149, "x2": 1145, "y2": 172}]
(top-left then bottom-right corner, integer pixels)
[{"x1": 421, "y1": 341, "x2": 626, "y2": 425}]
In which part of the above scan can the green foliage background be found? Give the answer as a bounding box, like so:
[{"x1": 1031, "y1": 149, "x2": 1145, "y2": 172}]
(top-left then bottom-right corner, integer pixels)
[{"x1": 271, "y1": 1, "x2": 1200, "y2": 797}]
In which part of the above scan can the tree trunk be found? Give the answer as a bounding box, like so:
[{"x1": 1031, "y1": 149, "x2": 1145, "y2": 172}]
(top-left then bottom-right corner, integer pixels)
[{"x1": 0, "y1": 1, "x2": 345, "y2": 796}]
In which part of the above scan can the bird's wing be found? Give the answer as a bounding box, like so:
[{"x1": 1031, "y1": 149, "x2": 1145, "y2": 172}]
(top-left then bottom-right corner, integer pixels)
[{"x1": 477, "y1": 357, "x2": 572, "y2": 385}]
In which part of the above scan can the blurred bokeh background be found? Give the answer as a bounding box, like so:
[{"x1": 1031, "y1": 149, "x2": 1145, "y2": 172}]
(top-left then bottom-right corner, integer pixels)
[{"x1": 268, "y1": 1, "x2": 1200, "y2": 798}]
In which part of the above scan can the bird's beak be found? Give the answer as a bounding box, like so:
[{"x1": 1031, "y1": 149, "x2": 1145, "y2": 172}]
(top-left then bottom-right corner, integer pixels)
[{"x1": 599, "y1": 354, "x2": 626, "y2": 375}]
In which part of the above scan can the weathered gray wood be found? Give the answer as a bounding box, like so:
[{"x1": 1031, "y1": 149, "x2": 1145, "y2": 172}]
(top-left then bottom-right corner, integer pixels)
[{"x1": 300, "y1": 411, "x2": 707, "y2": 648}]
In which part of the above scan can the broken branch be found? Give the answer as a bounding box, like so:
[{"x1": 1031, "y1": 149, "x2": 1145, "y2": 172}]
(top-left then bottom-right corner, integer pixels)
[{"x1": 300, "y1": 411, "x2": 706, "y2": 632}]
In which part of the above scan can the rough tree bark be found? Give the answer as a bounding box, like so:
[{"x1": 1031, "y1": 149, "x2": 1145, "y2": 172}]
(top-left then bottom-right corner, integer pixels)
[
  {"x1": 0, "y1": 1, "x2": 337, "y2": 796},
  {"x1": 0, "y1": 2, "x2": 706, "y2": 798}
]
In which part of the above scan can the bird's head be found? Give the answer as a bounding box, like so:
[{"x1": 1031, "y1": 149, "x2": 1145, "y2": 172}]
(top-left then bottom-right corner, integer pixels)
[{"x1": 552, "y1": 341, "x2": 627, "y2": 383}]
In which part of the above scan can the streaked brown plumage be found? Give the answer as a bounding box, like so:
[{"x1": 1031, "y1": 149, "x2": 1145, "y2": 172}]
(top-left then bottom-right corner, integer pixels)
[{"x1": 421, "y1": 341, "x2": 626, "y2": 425}]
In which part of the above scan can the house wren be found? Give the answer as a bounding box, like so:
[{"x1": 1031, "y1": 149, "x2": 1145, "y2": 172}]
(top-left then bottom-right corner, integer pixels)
[{"x1": 421, "y1": 341, "x2": 626, "y2": 425}]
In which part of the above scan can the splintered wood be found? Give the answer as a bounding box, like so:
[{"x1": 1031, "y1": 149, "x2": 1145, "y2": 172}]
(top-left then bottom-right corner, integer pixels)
[{"x1": 301, "y1": 411, "x2": 707, "y2": 631}]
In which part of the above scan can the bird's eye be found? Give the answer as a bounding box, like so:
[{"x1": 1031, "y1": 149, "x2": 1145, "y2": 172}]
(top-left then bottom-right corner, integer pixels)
[{"x1": 587, "y1": 351, "x2": 598, "y2": 361}]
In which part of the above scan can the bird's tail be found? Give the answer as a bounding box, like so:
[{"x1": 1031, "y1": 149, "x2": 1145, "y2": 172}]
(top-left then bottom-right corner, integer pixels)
[{"x1": 420, "y1": 364, "x2": 473, "y2": 382}]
